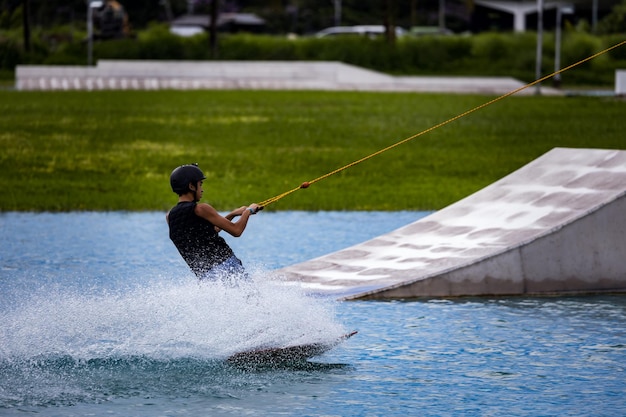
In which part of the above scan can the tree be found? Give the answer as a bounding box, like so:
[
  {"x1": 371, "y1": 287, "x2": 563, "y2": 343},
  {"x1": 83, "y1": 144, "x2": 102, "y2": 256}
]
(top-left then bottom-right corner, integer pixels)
[
  {"x1": 210, "y1": 0, "x2": 218, "y2": 58},
  {"x1": 384, "y1": 0, "x2": 397, "y2": 44},
  {"x1": 22, "y1": 0, "x2": 30, "y2": 51},
  {"x1": 597, "y1": 0, "x2": 626, "y2": 33}
]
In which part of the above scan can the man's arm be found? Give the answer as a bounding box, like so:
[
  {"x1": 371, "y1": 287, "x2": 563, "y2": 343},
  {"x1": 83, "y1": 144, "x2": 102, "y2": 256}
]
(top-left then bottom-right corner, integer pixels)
[{"x1": 195, "y1": 203, "x2": 259, "y2": 237}]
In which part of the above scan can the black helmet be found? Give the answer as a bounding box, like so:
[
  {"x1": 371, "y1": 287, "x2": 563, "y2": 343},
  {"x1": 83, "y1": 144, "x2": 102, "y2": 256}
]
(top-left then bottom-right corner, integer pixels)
[{"x1": 170, "y1": 163, "x2": 206, "y2": 194}]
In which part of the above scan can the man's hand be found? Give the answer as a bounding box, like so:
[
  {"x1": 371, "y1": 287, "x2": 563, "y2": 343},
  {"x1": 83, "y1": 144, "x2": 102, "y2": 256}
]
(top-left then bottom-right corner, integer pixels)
[{"x1": 247, "y1": 203, "x2": 262, "y2": 214}]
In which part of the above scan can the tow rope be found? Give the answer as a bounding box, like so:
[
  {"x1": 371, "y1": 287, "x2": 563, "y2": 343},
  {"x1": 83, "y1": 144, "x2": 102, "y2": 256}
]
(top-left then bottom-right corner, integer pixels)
[{"x1": 258, "y1": 39, "x2": 626, "y2": 209}]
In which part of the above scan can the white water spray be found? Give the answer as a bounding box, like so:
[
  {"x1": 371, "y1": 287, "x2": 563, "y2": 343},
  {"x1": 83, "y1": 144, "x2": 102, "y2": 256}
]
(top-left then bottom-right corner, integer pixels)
[{"x1": 0, "y1": 270, "x2": 346, "y2": 362}]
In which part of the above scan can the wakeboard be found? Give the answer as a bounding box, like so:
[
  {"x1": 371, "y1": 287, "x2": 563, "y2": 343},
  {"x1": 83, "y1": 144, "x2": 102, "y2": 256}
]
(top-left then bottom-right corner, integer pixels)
[{"x1": 227, "y1": 331, "x2": 357, "y2": 366}]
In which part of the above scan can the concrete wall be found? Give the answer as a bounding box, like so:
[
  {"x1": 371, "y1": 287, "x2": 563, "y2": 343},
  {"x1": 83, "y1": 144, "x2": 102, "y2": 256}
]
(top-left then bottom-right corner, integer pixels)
[
  {"x1": 617, "y1": 70, "x2": 626, "y2": 95},
  {"x1": 15, "y1": 60, "x2": 550, "y2": 95}
]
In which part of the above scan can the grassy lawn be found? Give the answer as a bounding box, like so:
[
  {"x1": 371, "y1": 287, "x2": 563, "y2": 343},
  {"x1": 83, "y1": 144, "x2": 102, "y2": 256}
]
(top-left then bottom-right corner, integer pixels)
[
  {"x1": 0, "y1": 70, "x2": 15, "y2": 89},
  {"x1": 1, "y1": 90, "x2": 624, "y2": 212}
]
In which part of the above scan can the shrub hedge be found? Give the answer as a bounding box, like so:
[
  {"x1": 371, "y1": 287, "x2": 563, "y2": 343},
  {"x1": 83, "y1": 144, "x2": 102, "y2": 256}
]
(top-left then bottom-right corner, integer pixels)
[{"x1": 2, "y1": 25, "x2": 625, "y2": 86}]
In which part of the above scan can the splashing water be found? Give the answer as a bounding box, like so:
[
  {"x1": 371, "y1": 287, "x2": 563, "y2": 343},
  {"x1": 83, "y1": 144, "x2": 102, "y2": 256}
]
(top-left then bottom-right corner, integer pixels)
[
  {"x1": 0, "y1": 271, "x2": 346, "y2": 363},
  {"x1": 0, "y1": 269, "x2": 347, "y2": 409}
]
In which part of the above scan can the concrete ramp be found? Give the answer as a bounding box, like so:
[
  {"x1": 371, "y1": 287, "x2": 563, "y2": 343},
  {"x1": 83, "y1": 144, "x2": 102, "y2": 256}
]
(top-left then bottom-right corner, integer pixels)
[
  {"x1": 277, "y1": 148, "x2": 626, "y2": 300},
  {"x1": 15, "y1": 60, "x2": 557, "y2": 94}
]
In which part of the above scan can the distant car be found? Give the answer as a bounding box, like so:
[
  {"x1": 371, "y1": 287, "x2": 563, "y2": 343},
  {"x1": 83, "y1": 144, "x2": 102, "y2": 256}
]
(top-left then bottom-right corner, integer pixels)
[
  {"x1": 409, "y1": 26, "x2": 454, "y2": 36},
  {"x1": 170, "y1": 25, "x2": 204, "y2": 37},
  {"x1": 315, "y1": 25, "x2": 407, "y2": 39},
  {"x1": 169, "y1": 13, "x2": 266, "y2": 37}
]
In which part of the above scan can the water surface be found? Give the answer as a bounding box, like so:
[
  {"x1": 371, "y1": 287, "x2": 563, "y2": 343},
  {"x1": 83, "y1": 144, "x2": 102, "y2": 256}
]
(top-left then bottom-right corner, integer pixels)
[{"x1": 1, "y1": 212, "x2": 624, "y2": 416}]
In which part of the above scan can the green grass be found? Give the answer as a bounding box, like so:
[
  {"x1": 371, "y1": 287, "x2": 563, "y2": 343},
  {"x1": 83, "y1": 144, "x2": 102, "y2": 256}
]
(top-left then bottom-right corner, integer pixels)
[
  {"x1": 1, "y1": 90, "x2": 624, "y2": 212},
  {"x1": 0, "y1": 69, "x2": 15, "y2": 89}
]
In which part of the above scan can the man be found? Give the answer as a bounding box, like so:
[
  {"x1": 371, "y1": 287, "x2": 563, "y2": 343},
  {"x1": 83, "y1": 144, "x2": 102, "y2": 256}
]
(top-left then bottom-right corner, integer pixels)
[{"x1": 166, "y1": 163, "x2": 261, "y2": 281}]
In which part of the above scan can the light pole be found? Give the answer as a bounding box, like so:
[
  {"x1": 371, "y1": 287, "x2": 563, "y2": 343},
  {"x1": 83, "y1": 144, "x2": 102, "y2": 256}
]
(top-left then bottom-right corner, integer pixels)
[
  {"x1": 554, "y1": 5, "x2": 574, "y2": 88},
  {"x1": 87, "y1": 0, "x2": 103, "y2": 66},
  {"x1": 333, "y1": 0, "x2": 341, "y2": 26},
  {"x1": 534, "y1": 0, "x2": 544, "y2": 95}
]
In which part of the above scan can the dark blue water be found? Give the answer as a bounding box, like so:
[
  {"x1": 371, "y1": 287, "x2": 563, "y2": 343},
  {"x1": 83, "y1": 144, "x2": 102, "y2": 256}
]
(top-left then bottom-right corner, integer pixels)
[{"x1": 1, "y1": 211, "x2": 625, "y2": 416}]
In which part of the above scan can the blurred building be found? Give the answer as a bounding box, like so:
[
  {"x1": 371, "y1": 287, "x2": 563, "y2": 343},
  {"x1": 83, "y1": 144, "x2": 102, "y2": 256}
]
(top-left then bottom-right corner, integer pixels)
[{"x1": 472, "y1": 0, "x2": 619, "y2": 32}]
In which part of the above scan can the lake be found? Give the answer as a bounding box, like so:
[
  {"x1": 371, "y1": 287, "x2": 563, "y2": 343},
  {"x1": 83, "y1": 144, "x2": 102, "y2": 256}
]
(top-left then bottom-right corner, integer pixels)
[{"x1": 1, "y1": 211, "x2": 625, "y2": 416}]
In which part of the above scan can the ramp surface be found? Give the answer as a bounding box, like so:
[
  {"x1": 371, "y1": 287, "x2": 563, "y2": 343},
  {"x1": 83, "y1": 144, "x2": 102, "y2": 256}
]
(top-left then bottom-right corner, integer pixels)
[{"x1": 277, "y1": 148, "x2": 626, "y2": 299}]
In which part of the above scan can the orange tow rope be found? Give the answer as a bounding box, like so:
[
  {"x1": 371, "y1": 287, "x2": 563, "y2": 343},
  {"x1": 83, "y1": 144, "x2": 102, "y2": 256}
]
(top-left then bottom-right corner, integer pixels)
[{"x1": 258, "y1": 39, "x2": 626, "y2": 209}]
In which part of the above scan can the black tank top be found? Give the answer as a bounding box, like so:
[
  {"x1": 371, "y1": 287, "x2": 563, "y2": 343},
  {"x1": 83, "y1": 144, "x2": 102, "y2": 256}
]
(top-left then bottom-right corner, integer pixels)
[{"x1": 168, "y1": 201, "x2": 234, "y2": 276}]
